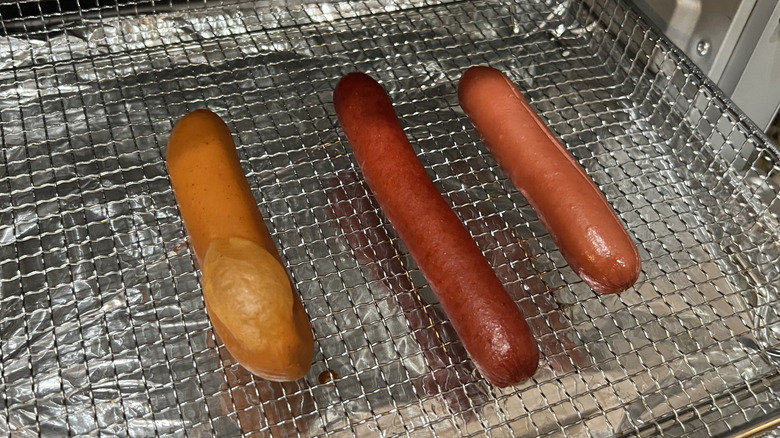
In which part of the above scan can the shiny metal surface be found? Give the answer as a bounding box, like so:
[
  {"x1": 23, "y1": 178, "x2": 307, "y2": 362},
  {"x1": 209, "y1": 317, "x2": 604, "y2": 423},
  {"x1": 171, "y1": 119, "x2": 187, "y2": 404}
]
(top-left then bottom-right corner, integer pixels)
[
  {"x1": 1, "y1": 0, "x2": 780, "y2": 436},
  {"x1": 728, "y1": 1, "x2": 780, "y2": 132},
  {"x1": 624, "y1": 0, "x2": 752, "y2": 81},
  {"x1": 625, "y1": 0, "x2": 780, "y2": 132}
]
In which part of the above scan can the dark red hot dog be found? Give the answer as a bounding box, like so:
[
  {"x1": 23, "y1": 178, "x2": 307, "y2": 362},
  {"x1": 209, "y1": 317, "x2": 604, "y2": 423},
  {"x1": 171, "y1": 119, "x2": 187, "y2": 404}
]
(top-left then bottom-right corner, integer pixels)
[
  {"x1": 458, "y1": 66, "x2": 641, "y2": 294},
  {"x1": 334, "y1": 72, "x2": 539, "y2": 387}
]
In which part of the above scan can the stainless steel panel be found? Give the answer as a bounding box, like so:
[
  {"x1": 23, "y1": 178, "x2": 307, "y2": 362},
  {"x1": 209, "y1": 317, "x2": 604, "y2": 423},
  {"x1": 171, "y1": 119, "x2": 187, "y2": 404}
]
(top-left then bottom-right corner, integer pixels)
[{"x1": 624, "y1": 0, "x2": 752, "y2": 81}]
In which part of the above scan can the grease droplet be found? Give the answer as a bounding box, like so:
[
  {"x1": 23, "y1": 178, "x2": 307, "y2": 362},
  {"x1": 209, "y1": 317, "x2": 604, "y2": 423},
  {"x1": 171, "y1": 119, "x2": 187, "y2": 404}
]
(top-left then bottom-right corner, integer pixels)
[{"x1": 318, "y1": 369, "x2": 339, "y2": 385}]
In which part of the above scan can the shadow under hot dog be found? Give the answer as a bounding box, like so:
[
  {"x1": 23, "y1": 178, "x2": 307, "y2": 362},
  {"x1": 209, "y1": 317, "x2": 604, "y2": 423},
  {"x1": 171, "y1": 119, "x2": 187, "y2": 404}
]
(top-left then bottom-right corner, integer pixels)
[
  {"x1": 204, "y1": 332, "x2": 317, "y2": 436},
  {"x1": 442, "y1": 160, "x2": 590, "y2": 375},
  {"x1": 325, "y1": 165, "x2": 589, "y2": 410},
  {"x1": 325, "y1": 170, "x2": 488, "y2": 416}
]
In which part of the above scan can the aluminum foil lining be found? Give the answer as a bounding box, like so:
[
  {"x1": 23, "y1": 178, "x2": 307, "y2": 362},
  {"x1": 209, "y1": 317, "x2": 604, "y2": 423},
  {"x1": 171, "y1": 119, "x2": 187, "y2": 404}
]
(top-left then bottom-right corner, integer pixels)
[{"x1": 1, "y1": 0, "x2": 780, "y2": 436}]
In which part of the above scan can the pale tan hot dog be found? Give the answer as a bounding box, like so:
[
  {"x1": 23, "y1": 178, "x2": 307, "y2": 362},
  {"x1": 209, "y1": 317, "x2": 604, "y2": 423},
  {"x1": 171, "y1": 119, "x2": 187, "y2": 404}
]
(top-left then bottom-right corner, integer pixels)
[{"x1": 166, "y1": 109, "x2": 314, "y2": 381}]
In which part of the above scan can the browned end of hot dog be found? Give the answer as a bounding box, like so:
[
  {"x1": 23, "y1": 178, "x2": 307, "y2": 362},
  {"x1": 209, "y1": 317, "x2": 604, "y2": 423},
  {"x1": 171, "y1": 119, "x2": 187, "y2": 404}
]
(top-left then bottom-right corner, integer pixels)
[
  {"x1": 334, "y1": 72, "x2": 539, "y2": 386},
  {"x1": 458, "y1": 66, "x2": 641, "y2": 294}
]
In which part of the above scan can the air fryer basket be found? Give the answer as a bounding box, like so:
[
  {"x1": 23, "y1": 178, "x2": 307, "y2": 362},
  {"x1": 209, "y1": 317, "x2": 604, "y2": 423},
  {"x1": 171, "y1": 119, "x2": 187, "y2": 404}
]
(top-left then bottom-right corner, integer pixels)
[{"x1": 1, "y1": 0, "x2": 779, "y2": 436}]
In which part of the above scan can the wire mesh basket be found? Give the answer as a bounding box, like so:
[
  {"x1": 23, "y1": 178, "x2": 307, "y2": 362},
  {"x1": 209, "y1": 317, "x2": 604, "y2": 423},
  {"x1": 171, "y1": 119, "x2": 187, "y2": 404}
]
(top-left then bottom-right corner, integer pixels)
[{"x1": 1, "y1": 0, "x2": 779, "y2": 436}]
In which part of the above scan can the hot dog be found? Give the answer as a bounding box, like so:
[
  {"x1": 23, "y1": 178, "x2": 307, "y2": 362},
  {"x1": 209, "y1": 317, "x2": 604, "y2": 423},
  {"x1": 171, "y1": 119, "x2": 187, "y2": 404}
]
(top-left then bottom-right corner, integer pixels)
[
  {"x1": 458, "y1": 66, "x2": 641, "y2": 294},
  {"x1": 166, "y1": 109, "x2": 314, "y2": 381},
  {"x1": 334, "y1": 72, "x2": 539, "y2": 387},
  {"x1": 326, "y1": 171, "x2": 488, "y2": 411}
]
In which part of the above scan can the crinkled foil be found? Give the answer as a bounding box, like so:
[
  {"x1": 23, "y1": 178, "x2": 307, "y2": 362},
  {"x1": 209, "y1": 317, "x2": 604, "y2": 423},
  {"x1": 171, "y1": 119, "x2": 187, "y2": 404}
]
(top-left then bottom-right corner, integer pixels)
[{"x1": 1, "y1": 0, "x2": 780, "y2": 436}]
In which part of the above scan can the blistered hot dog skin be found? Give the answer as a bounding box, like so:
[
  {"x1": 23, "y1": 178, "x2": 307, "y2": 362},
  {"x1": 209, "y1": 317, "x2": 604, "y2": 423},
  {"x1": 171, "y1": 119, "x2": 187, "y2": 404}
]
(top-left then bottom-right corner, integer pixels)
[
  {"x1": 166, "y1": 109, "x2": 314, "y2": 381},
  {"x1": 334, "y1": 72, "x2": 539, "y2": 387},
  {"x1": 458, "y1": 66, "x2": 641, "y2": 294}
]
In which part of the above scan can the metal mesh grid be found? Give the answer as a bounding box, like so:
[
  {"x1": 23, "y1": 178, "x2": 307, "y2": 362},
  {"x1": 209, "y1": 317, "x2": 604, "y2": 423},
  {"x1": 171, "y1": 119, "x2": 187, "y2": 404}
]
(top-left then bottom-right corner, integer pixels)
[{"x1": 1, "y1": 0, "x2": 780, "y2": 436}]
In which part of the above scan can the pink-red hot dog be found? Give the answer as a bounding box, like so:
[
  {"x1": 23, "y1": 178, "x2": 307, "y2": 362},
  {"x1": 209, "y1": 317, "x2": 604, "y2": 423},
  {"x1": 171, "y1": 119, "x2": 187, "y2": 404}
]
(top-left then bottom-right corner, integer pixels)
[
  {"x1": 334, "y1": 72, "x2": 539, "y2": 387},
  {"x1": 458, "y1": 66, "x2": 641, "y2": 294}
]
